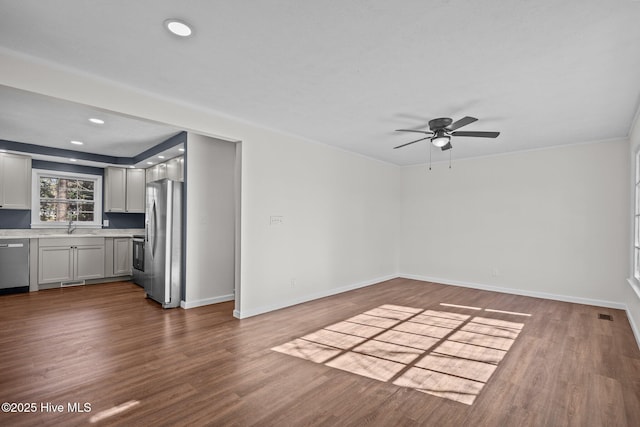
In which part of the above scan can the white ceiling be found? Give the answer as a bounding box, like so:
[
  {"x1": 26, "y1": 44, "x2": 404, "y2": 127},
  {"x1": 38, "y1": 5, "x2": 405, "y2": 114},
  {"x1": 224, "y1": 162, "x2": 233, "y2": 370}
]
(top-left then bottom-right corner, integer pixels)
[
  {"x1": 1, "y1": 0, "x2": 639, "y2": 166},
  {"x1": 0, "y1": 85, "x2": 182, "y2": 157}
]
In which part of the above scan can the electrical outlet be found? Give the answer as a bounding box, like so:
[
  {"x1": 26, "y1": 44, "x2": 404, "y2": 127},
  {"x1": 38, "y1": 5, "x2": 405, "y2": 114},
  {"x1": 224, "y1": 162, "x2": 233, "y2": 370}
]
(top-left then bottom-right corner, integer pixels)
[
  {"x1": 491, "y1": 268, "x2": 500, "y2": 277},
  {"x1": 270, "y1": 216, "x2": 284, "y2": 226},
  {"x1": 103, "y1": 219, "x2": 109, "y2": 227}
]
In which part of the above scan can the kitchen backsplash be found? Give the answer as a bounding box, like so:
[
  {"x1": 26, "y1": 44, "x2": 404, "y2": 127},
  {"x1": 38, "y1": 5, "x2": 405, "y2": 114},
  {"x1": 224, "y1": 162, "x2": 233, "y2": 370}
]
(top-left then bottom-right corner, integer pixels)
[
  {"x1": 0, "y1": 211, "x2": 145, "y2": 230},
  {"x1": 0, "y1": 210, "x2": 31, "y2": 229}
]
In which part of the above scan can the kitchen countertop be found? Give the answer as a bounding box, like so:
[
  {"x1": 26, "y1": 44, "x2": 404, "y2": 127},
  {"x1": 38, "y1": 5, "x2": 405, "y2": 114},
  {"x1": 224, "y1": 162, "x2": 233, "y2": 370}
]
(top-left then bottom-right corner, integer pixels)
[{"x1": 0, "y1": 229, "x2": 144, "y2": 240}]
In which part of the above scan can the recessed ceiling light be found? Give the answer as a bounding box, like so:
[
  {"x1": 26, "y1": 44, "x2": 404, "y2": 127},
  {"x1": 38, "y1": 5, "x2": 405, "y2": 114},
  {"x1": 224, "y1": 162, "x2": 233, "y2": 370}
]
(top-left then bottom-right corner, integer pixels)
[
  {"x1": 70, "y1": 140, "x2": 84, "y2": 145},
  {"x1": 164, "y1": 19, "x2": 193, "y2": 37},
  {"x1": 89, "y1": 118, "x2": 105, "y2": 125},
  {"x1": 178, "y1": 148, "x2": 185, "y2": 152},
  {"x1": 147, "y1": 161, "x2": 154, "y2": 165},
  {"x1": 129, "y1": 165, "x2": 135, "y2": 169},
  {"x1": 158, "y1": 155, "x2": 165, "y2": 159},
  {"x1": 69, "y1": 158, "x2": 77, "y2": 162}
]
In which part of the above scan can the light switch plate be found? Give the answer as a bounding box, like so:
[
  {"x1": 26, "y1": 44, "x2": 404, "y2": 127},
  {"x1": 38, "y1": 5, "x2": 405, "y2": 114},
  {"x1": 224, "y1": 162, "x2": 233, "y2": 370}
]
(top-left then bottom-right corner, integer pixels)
[{"x1": 270, "y1": 216, "x2": 283, "y2": 226}]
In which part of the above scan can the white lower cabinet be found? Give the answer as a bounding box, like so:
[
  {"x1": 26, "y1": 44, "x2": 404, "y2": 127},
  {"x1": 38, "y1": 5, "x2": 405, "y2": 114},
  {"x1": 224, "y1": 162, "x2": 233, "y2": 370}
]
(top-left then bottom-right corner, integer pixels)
[
  {"x1": 105, "y1": 237, "x2": 132, "y2": 277},
  {"x1": 38, "y1": 237, "x2": 105, "y2": 284},
  {"x1": 113, "y1": 238, "x2": 132, "y2": 276},
  {"x1": 75, "y1": 245, "x2": 107, "y2": 280},
  {"x1": 38, "y1": 246, "x2": 73, "y2": 283}
]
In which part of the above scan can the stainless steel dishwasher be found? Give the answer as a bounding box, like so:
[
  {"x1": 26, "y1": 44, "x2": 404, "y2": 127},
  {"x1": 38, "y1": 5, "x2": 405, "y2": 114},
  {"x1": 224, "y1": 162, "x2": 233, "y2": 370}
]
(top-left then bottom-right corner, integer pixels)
[{"x1": 0, "y1": 238, "x2": 29, "y2": 294}]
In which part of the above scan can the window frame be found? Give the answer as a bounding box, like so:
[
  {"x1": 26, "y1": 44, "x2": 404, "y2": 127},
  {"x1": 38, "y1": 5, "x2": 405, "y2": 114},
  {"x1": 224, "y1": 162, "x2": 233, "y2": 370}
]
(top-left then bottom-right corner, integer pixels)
[
  {"x1": 31, "y1": 169, "x2": 103, "y2": 229},
  {"x1": 635, "y1": 149, "x2": 640, "y2": 281},
  {"x1": 629, "y1": 148, "x2": 640, "y2": 301}
]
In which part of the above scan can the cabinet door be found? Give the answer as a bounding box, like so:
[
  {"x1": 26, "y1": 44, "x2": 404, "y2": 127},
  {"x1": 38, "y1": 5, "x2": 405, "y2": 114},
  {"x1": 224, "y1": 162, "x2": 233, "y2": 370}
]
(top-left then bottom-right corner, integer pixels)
[
  {"x1": 0, "y1": 155, "x2": 3, "y2": 206},
  {"x1": 125, "y1": 169, "x2": 145, "y2": 213},
  {"x1": 113, "y1": 238, "x2": 132, "y2": 276},
  {"x1": 0, "y1": 153, "x2": 31, "y2": 210},
  {"x1": 157, "y1": 163, "x2": 167, "y2": 180},
  {"x1": 166, "y1": 158, "x2": 178, "y2": 181},
  {"x1": 104, "y1": 167, "x2": 126, "y2": 212},
  {"x1": 38, "y1": 246, "x2": 73, "y2": 284},
  {"x1": 146, "y1": 166, "x2": 157, "y2": 183},
  {"x1": 75, "y1": 245, "x2": 105, "y2": 280}
]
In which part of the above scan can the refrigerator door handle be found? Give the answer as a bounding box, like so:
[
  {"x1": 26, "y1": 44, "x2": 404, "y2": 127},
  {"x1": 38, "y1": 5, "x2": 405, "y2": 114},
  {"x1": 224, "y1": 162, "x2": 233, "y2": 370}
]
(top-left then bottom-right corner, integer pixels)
[{"x1": 151, "y1": 200, "x2": 158, "y2": 258}]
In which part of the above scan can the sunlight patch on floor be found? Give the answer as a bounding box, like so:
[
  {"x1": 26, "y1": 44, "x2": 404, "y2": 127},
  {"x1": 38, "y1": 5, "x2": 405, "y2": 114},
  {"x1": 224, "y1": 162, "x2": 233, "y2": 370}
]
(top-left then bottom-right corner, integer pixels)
[
  {"x1": 89, "y1": 400, "x2": 140, "y2": 423},
  {"x1": 271, "y1": 304, "x2": 528, "y2": 405}
]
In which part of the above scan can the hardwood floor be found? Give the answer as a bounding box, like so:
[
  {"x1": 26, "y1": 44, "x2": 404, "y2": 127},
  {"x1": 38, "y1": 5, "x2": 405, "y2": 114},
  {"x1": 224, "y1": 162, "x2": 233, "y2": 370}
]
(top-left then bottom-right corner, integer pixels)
[{"x1": 0, "y1": 278, "x2": 639, "y2": 426}]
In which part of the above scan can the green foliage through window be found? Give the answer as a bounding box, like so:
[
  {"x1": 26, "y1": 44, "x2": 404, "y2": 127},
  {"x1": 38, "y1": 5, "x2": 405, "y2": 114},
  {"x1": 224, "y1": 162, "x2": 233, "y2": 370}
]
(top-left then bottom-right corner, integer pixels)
[{"x1": 39, "y1": 176, "x2": 96, "y2": 222}]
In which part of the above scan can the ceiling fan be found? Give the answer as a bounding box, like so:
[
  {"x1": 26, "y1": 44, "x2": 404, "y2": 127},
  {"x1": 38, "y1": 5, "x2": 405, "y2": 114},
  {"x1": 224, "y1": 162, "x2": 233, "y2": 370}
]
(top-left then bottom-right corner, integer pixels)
[{"x1": 394, "y1": 116, "x2": 499, "y2": 151}]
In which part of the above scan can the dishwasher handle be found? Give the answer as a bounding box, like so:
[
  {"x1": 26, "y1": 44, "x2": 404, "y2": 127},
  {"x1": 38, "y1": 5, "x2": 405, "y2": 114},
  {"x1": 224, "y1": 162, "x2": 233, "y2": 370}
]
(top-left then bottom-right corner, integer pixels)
[{"x1": 0, "y1": 243, "x2": 25, "y2": 248}]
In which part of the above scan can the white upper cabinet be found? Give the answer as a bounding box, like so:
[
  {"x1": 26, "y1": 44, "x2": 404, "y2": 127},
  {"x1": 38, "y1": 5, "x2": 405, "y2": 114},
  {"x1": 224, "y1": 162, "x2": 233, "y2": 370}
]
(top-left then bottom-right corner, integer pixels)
[
  {"x1": 104, "y1": 167, "x2": 145, "y2": 213},
  {"x1": 104, "y1": 167, "x2": 126, "y2": 212},
  {"x1": 166, "y1": 157, "x2": 184, "y2": 181},
  {"x1": 125, "y1": 169, "x2": 145, "y2": 213},
  {"x1": 146, "y1": 156, "x2": 184, "y2": 183},
  {"x1": 0, "y1": 152, "x2": 31, "y2": 210}
]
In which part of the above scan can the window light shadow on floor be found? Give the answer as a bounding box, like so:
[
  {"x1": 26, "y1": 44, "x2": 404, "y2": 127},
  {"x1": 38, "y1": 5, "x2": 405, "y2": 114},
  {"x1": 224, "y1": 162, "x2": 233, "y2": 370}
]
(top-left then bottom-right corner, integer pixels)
[{"x1": 271, "y1": 303, "x2": 528, "y2": 405}]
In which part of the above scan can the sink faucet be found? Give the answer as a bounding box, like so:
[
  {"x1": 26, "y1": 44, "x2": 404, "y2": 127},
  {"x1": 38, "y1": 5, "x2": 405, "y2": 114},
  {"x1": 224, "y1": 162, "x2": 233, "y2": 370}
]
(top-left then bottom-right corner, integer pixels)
[{"x1": 67, "y1": 219, "x2": 77, "y2": 234}]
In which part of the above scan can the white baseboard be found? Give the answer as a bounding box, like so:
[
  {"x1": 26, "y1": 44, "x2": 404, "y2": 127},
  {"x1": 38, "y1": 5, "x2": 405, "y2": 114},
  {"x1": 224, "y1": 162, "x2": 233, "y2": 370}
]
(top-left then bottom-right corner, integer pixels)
[
  {"x1": 626, "y1": 306, "x2": 640, "y2": 351},
  {"x1": 399, "y1": 274, "x2": 628, "y2": 310},
  {"x1": 233, "y1": 274, "x2": 397, "y2": 319},
  {"x1": 404, "y1": 273, "x2": 638, "y2": 350},
  {"x1": 180, "y1": 293, "x2": 235, "y2": 309}
]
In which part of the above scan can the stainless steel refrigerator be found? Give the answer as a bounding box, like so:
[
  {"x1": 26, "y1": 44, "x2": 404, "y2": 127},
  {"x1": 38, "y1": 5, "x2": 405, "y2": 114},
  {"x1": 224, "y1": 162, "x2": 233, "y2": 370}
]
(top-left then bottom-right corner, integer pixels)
[{"x1": 144, "y1": 179, "x2": 183, "y2": 308}]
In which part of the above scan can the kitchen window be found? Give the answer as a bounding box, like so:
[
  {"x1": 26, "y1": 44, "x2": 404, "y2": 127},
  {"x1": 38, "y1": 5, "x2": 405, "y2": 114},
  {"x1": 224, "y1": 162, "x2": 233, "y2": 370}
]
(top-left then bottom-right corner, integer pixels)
[{"x1": 31, "y1": 169, "x2": 103, "y2": 228}]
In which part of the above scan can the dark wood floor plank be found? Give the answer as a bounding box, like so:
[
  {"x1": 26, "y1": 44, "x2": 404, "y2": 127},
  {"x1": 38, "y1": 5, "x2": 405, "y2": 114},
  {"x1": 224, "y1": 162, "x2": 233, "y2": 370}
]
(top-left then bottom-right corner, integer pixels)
[{"x1": 0, "y1": 278, "x2": 639, "y2": 426}]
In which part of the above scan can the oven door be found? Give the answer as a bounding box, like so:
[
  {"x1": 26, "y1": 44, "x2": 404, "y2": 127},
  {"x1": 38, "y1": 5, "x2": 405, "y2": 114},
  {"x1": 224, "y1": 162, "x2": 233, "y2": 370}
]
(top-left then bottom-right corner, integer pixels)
[
  {"x1": 132, "y1": 238, "x2": 144, "y2": 287},
  {"x1": 132, "y1": 238, "x2": 144, "y2": 271}
]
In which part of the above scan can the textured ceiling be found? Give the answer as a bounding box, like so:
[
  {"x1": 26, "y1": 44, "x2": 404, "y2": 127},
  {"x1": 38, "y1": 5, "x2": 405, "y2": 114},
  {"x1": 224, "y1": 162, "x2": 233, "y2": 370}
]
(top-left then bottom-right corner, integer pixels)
[{"x1": 1, "y1": 0, "x2": 639, "y2": 165}]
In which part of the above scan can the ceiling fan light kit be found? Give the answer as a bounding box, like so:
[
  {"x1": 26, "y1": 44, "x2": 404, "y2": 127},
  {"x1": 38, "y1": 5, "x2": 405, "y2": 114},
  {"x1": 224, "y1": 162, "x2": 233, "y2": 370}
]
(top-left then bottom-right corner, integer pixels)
[
  {"x1": 394, "y1": 116, "x2": 500, "y2": 169},
  {"x1": 431, "y1": 129, "x2": 450, "y2": 148}
]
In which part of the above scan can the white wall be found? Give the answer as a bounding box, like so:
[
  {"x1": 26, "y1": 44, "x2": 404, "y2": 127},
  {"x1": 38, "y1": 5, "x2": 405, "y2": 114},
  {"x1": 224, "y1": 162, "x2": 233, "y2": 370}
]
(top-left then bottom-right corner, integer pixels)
[
  {"x1": 400, "y1": 140, "x2": 630, "y2": 307},
  {"x1": 239, "y1": 138, "x2": 399, "y2": 317},
  {"x1": 183, "y1": 133, "x2": 237, "y2": 308}
]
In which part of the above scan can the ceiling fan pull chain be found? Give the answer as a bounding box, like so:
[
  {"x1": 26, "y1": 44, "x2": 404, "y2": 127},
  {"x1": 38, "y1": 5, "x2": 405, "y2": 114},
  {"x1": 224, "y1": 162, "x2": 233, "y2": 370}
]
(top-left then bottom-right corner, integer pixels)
[
  {"x1": 449, "y1": 148, "x2": 452, "y2": 169},
  {"x1": 429, "y1": 142, "x2": 432, "y2": 171}
]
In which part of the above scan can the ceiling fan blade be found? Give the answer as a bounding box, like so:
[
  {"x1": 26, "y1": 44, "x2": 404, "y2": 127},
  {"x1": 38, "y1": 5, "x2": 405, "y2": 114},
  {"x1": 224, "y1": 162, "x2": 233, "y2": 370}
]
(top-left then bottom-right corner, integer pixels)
[
  {"x1": 440, "y1": 142, "x2": 453, "y2": 151},
  {"x1": 448, "y1": 116, "x2": 478, "y2": 131},
  {"x1": 451, "y1": 131, "x2": 500, "y2": 138},
  {"x1": 395, "y1": 129, "x2": 433, "y2": 135},
  {"x1": 393, "y1": 136, "x2": 430, "y2": 149}
]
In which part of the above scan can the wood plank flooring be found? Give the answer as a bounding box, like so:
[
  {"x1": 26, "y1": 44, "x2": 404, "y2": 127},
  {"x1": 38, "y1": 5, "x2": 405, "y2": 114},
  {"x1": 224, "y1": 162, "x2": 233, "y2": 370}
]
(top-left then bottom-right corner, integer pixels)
[{"x1": 0, "y1": 278, "x2": 639, "y2": 426}]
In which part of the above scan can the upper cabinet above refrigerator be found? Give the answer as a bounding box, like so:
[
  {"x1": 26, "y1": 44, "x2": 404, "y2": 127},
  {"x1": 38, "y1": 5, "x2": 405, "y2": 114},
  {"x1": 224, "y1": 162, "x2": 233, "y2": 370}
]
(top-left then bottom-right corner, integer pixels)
[{"x1": 146, "y1": 156, "x2": 184, "y2": 183}]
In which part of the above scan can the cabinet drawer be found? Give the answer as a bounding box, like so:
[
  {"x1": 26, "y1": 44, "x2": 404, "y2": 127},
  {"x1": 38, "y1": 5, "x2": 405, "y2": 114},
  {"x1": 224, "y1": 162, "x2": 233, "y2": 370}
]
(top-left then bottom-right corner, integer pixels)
[{"x1": 39, "y1": 237, "x2": 105, "y2": 247}]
